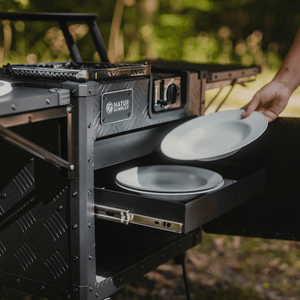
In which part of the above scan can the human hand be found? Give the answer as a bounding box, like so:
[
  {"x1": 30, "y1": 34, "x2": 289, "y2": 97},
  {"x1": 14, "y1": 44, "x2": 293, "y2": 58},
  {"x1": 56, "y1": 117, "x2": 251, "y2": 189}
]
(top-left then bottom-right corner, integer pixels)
[{"x1": 241, "y1": 80, "x2": 293, "y2": 122}]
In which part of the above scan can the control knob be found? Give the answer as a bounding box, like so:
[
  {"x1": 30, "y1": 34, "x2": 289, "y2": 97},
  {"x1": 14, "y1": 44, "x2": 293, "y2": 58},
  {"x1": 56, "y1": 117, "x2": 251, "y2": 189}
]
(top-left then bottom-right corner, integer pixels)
[{"x1": 166, "y1": 83, "x2": 180, "y2": 104}]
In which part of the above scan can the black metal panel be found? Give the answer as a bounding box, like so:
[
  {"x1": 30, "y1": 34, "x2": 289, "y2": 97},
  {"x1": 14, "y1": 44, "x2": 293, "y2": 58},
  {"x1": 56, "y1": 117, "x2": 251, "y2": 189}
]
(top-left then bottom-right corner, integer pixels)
[
  {"x1": 0, "y1": 120, "x2": 71, "y2": 299},
  {"x1": 94, "y1": 219, "x2": 201, "y2": 299},
  {"x1": 203, "y1": 117, "x2": 300, "y2": 241},
  {"x1": 64, "y1": 78, "x2": 193, "y2": 140}
]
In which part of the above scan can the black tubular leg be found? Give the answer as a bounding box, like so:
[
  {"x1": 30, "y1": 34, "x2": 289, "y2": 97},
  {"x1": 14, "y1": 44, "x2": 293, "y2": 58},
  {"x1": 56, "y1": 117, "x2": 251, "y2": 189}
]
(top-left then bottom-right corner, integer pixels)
[
  {"x1": 88, "y1": 19, "x2": 110, "y2": 62},
  {"x1": 59, "y1": 20, "x2": 82, "y2": 61},
  {"x1": 175, "y1": 253, "x2": 191, "y2": 300}
]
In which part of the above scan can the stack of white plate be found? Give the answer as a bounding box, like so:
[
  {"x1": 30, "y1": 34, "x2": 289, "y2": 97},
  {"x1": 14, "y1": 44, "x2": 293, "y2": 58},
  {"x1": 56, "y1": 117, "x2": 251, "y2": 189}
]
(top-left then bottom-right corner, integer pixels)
[{"x1": 115, "y1": 165, "x2": 224, "y2": 201}]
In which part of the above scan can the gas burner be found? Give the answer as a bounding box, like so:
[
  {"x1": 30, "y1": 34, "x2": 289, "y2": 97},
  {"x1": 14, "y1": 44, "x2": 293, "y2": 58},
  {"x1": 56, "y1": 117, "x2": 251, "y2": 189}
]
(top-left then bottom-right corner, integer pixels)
[{"x1": 3, "y1": 61, "x2": 151, "y2": 82}]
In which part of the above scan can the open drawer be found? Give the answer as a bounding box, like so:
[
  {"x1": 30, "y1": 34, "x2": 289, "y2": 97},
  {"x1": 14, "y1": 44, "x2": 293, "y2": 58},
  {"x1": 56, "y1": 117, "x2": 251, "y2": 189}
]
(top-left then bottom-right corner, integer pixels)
[{"x1": 94, "y1": 154, "x2": 265, "y2": 234}]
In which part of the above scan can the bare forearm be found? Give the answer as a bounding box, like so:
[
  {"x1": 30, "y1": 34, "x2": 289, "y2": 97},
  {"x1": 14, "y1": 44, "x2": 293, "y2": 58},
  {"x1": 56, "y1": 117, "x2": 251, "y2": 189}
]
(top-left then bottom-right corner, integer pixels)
[{"x1": 273, "y1": 27, "x2": 300, "y2": 93}]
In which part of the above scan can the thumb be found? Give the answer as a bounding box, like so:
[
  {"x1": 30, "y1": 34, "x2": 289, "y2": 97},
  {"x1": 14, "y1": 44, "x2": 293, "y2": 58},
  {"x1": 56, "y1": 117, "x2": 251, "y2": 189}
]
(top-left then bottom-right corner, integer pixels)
[{"x1": 241, "y1": 94, "x2": 260, "y2": 118}]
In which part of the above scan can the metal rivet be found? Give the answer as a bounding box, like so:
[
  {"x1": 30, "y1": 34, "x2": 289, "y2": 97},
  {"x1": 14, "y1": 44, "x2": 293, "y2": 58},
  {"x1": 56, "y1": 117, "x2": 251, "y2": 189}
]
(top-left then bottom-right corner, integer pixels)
[
  {"x1": 72, "y1": 256, "x2": 78, "y2": 261},
  {"x1": 102, "y1": 118, "x2": 106, "y2": 123},
  {"x1": 73, "y1": 288, "x2": 78, "y2": 293},
  {"x1": 89, "y1": 88, "x2": 93, "y2": 94},
  {"x1": 88, "y1": 157, "x2": 91, "y2": 162},
  {"x1": 72, "y1": 224, "x2": 78, "y2": 230},
  {"x1": 88, "y1": 191, "x2": 92, "y2": 196},
  {"x1": 71, "y1": 89, "x2": 76, "y2": 94},
  {"x1": 46, "y1": 98, "x2": 51, "y2": 104},
  {"x1": 89, "y1": 255, "x2": 92, "y2": 260},
  {"x1": 65, "y1": 294, "x2": 71, "y2": 299},
  {"x1": 127, "y1": 112, "x2": 131, "y2": 117},
  {"x1": 15, "y1": 279, "x2": 20, "y2": 284},
  {"x1": 11, "y1": 104, "x2": 17, "y2": 110},
  {"x1": 95, "y1": 293, "x2": 99, "y2": 297},
  {"x1": 1, "y1": 193, "x2": 6, "y2": 199},
  {"x1": 67, "y1": 107, "x2": 72, "y2": 113},
  {"x1": 72, "y1": 191, "x2": 78, "y2": 197},
  {"x1": 57, "y1": 205, "x2": 63, "y2": 211},
  {"x1": 88, "y1": 123, "x2": 92, "y2": 128},
  {"x1": 88, "y1": 223, "x2": 92, "y2": 228},
  {"x1": 89, "y1": 287, "x2": 93, "y2": 292},
  {"x1": 40, "y1": 286, "x2": 45, "y2": 291}
]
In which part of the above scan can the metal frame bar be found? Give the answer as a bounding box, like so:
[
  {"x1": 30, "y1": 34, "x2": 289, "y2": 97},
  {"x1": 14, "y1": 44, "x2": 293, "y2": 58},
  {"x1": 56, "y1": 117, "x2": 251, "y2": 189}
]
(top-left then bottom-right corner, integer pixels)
[
  {"x1": 0, "y1": 12, "x2": 109, "y2": 63},
  {"x1": 0, "y1": 123, "x2": 74, "y2": 171},
  {"x1": 0, "y1": 107, "x2": 67, "y2": 128}
]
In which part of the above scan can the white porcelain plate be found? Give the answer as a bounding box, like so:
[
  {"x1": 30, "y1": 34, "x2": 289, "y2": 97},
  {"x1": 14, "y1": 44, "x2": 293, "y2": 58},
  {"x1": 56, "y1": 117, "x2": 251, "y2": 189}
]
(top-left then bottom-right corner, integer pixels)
[
  {"x1": 115, "y1": 179, "x2": 225, "y2": 202},
  {"x1": 115, "y1": 165, "x2": 223, "y2": 193},
  {"x1": 0, "y1": 81, "x2": 12, "y2": 97},
  {"x1": 161, "y1": 109, "x2": 268, "y2": 161}
]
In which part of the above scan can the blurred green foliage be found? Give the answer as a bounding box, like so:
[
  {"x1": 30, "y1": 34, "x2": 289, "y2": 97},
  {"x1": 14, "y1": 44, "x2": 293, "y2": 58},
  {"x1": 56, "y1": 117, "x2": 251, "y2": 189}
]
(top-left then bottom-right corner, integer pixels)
[{"x1": 0, "y1": 0, "x2": 299, "y2": 68}]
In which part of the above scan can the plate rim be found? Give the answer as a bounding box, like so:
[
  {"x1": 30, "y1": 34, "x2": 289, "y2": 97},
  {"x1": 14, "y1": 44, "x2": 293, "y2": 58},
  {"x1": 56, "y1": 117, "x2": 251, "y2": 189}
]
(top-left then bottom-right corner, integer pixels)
[
  {"x1": 115, "y1": 164, "x2": 223, "y2": 193},
  {"x1": 115, "y1": 179, "x2": 225, "y2": 197}
]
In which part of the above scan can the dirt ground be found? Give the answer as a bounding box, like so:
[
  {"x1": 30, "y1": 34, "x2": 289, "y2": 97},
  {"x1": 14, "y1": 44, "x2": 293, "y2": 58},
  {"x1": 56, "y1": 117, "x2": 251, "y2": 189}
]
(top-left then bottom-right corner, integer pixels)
[
  {"x1": 2, "y1": 232, "x2": 300, "y2": 300},
  {"x1": 113, "y1": 233, "x2": 300, "y2": 300}
]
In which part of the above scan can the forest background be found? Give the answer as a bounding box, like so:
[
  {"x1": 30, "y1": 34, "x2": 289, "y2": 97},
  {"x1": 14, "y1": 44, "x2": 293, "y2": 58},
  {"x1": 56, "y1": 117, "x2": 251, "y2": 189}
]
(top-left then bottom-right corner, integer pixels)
[
  {"x1": 1, "y1": 0, "x2": 300, "y2": 299},
  {"x1": 1, "y1": 0, "x2": 300, "y2": 115}
]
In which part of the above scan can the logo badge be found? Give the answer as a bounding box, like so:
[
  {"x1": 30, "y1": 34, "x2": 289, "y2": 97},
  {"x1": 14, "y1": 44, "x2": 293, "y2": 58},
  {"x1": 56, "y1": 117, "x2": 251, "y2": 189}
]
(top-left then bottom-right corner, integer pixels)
[
  {"x1": 101, "y1": 89, "x2": 133, "y2": 125},
  {"x1": 106, "y1": 102, "x2": 113, "y2": 114}
]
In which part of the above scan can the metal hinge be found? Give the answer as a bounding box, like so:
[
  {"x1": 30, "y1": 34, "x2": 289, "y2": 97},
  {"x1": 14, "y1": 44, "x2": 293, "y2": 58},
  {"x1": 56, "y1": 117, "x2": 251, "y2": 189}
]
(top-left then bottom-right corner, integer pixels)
[{"x1": 94, "y1": 204, "x2": 183, "y2": 233}]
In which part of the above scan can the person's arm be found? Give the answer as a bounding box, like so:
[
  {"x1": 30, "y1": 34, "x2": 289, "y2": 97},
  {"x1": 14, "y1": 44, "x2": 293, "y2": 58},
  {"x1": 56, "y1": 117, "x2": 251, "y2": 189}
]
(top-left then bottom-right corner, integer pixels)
[{"x1": 242, "y1": 27, "x2": 300, "y2": 122}]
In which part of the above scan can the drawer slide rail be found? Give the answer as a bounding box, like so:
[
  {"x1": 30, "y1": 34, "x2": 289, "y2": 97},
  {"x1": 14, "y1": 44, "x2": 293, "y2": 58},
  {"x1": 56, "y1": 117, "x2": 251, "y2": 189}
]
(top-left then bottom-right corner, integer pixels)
[{"x1": 94, "y1": 204, "x2": 183, "y2": 233}]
